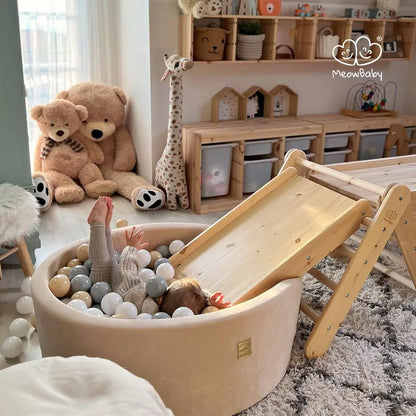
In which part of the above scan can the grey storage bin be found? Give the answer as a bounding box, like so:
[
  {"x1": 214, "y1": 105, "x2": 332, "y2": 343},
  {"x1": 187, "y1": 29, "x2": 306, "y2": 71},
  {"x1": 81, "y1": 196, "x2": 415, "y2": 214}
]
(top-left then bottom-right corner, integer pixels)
[
  {"x1": 323, "y1": 149, "x2": 352, "y2": 164},
  {"x1": 244, "y1": 139, "x2": 279, "y2": 157},
  {"x1": 285, "y1": 135, "x2": 316, "y2": 151},
  {"x1": 358, "y1": 130, "x2": 389, "y2": 160},
  {"x1": 243, "y1": 157, "x2": 278, "y2": 193},
  {"x1": 201, "y1": 142, "x2": 237, "y2": 198},
  {"x1": 325, "y1": 132, "x2": 354, "y2": 149}
]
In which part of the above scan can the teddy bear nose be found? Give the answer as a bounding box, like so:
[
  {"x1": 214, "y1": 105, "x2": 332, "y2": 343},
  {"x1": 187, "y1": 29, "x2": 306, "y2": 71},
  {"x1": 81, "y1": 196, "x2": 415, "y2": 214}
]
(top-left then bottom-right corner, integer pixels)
[
  {"x1": 92, "y1": 129, "x2": 103, "y2": 139},
  {"x1": 56, "y1": 130, "x2": 64, "y2": 137}
]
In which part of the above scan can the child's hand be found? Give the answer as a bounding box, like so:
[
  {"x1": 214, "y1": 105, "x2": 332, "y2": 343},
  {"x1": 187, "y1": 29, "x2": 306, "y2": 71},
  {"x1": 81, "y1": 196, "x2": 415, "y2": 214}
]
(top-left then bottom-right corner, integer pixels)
[{"x1": 125, "y1": 227, "x2": 150, "y2": 250}]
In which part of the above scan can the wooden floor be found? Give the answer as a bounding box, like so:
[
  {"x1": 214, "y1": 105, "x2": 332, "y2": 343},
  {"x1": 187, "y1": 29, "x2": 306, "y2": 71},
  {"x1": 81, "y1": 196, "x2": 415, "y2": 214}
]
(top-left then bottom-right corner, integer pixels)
[{"x1": 0, "y1": 195, "x2": 225, "y2": 368}]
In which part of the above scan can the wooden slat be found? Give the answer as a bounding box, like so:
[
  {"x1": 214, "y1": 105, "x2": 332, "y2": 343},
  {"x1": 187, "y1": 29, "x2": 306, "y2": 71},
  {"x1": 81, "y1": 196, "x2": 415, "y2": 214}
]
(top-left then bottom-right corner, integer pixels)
[{"x1": 300, "y1": 301, "x2": 320, "y2": 323}]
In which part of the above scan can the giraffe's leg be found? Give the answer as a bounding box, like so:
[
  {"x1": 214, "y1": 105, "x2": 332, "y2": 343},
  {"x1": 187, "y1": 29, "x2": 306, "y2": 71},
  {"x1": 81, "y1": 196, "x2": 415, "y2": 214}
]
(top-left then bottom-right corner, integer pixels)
[
  {"x1": 178, "y1": 185, "x2": 189, "y2": 209},
  {"x1": 164, "y1": 186, "x2": 178, "y2": 211}
]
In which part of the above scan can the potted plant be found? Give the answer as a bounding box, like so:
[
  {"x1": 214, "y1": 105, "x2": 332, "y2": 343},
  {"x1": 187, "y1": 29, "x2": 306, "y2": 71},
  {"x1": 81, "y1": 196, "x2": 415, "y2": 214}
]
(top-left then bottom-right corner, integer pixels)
[{"x1": 236, "y1": 21, "x2": 266, "y2": 60}]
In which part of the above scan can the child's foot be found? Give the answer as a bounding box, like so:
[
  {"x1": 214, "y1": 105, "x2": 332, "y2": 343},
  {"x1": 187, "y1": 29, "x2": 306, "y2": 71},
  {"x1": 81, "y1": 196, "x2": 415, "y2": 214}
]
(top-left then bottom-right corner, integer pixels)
[
  {"x1": 103, "y1": 196, "x2": 113, "y2": 228},
  {"x1": 87, "y1": 196, "x2": 108, "y2": 225}
]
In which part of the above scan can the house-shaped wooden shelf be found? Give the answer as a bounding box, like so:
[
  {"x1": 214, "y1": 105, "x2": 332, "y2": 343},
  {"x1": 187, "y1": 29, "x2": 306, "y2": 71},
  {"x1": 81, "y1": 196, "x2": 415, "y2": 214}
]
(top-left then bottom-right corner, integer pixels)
[
  {"x1": 269, "y1": 85, "x2": 298, "y2": 117},
  {"x1": 211, "y1": 87, "x2": 247, "y2": 122},
  {"x1": 243, "y1": 86, "x2": 273, "y2": 119}
]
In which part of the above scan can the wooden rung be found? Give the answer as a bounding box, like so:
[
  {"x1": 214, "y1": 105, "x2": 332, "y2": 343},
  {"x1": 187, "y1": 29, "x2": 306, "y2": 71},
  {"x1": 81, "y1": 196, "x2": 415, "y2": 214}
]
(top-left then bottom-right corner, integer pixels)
[
  {"x1": 372, "y1": 260, "x2": 415, "y2": 290},
  {"x1": 361, "y1": 217, "x2": 373, "y2": 228},
  {"x1": 300, "y1": 301, "x2": 320, "y2": 323},
  {"x1": 296, "y1": 157, "x2": 386, "y2": 196},
  {"x1": 0, "y1": 246, "x2": 19, "y2": 261},
  {"x1": 308, "y1": 267, "x2": 337, "y2": 291}
]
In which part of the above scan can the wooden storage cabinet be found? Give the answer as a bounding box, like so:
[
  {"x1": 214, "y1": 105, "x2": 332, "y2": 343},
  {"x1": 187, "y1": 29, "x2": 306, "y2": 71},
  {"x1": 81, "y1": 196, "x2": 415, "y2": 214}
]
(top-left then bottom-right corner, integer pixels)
[{"x1": 179, "y1": 14, "x2": 416, "y2": 63}]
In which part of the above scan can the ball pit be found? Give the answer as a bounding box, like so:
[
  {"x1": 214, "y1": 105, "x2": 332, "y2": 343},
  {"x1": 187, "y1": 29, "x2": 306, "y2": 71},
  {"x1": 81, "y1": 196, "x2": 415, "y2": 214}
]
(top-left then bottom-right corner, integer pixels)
[{"x1": 31, "y1": 223, "x2": 302, "y2": 416}]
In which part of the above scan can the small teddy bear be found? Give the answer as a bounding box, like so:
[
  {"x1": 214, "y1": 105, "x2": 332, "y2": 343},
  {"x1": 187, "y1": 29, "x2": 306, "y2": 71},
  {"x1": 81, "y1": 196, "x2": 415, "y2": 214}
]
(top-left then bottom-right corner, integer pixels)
[
  {"x1": 31, "y1": 99, "x2": 118, "y2": 210},
  {"x1": 178, "y1": 0, "x2": 222, "y2": 19}
]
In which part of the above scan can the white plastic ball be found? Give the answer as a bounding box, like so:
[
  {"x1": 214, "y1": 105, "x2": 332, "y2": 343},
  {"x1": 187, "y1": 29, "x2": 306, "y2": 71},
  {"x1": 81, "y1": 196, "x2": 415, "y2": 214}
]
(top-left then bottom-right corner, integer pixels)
[
  {"x1": 136, "y1": 313, "x2": 153, "y2": 320},
  {"x1": 2, "y1": 336, "x2": 23, "y2": 359},
  {"x1": 20, "y1": 277, "x2": 32, "y2": 295},
  {"x1": 169, "y1": 240, "x2": 185, "y2": 255},
  {"x1": 16, "y1": 296, "x2": 34, "y2": 315},
  {"x1": 9, "y1": 318, "x2": 31, "y2": 338},
  {"x1": 172, "y1": 306, "x2": 195, "y2": 318},
  {"x1": 115, "y1": 302, "x2": 138, "y2": 319},
  {"x1": 138, "y1": 268, "x2": 155, "y2": 283},
  {"x1": 86, "y1": 308, "x2": 104, "y2": 317},
  {"x1": 0, "y1": 354, "x2": 6, "y2": 370},
  {"x1": 67, "y1": 299, "x2": 88, "y2": 313},
  {"x1": 156, "y1": 263, "x2": 175, "y2": 280},
  {"x1": 136, "y1": 249, "x2": 151, "y2": 268},
  {"x1": 101, "y1": 292, "x2": 123, "y2": 315}
]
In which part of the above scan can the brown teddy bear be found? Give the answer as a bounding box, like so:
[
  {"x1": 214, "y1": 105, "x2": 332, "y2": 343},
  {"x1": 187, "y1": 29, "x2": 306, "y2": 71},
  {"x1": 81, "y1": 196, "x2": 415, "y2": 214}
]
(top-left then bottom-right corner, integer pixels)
[
  {"x1": 56, "y1": 82, "x2": 165, "y2": 210},
  {"x1": 31, "y1": 99, "x2": 118, "y2": 210}
]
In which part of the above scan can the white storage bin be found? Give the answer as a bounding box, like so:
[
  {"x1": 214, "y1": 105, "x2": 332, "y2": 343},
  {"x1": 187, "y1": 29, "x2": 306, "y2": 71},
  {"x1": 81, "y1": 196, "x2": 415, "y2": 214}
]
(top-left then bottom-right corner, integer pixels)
[
  {"x1": 285, "y1": 135, "x2": 316, "y2": 151},
  {"x1": 358, "y1": 130, "x2": 389, "y2": 160},
  {"x1": 323, "y1": 149, "x2": 352, "y2": 164},
  {"x1": 243, "y1": 157, "x2": 278, "y2": 193},
  {"x1": 325, "y1": 132, "x2": 354, "y2": 149},
  {"x1": 245, "y1": 139, "x2": 279, "y2": 157},
  {"x1": 201, "y1": 142, "x2": 237, "y2": 198}
]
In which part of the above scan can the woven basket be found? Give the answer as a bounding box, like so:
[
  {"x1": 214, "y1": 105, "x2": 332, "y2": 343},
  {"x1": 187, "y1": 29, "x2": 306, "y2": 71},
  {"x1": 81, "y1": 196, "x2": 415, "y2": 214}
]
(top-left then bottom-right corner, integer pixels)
[
  {"x1": 236, "y1": 33, "x2": 265, "y2": 60},
  {"x1": 376, "y1": 0, "x2": 400, "y2": 11},
  {"x1": 315, "y1": 27, "x2": 340, "y2": 59}
]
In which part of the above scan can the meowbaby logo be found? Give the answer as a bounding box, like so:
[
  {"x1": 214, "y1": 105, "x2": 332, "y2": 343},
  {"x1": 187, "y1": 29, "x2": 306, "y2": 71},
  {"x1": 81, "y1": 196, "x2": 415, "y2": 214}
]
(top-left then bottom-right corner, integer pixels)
[{"x1": 331, "y1": 36, "x2": 383, "y2": 81}]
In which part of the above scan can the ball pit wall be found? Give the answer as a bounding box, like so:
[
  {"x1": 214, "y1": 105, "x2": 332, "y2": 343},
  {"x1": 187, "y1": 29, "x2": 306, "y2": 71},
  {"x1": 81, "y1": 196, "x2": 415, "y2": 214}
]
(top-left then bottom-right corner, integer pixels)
[{"x1": 32, "y1": 222, "x2": 302, "y2": 416}]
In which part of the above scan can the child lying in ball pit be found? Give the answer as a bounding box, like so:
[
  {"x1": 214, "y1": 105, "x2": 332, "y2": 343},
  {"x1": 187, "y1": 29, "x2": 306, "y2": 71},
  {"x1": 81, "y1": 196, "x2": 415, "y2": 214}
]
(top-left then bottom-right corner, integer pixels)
[{"x1": 87, "y1": 196, "x2": 211, "y2": 316}]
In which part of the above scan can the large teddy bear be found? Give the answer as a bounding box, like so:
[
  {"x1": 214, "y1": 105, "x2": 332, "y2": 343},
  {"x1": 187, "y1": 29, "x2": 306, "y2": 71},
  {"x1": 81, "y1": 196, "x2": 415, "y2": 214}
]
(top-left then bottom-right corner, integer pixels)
[
  {"x1": 31, "y1": 99, "x2": 118, "y2": 210},
  {"x1": 56, "y1": 82, "x2": 165, "y2": 210}
]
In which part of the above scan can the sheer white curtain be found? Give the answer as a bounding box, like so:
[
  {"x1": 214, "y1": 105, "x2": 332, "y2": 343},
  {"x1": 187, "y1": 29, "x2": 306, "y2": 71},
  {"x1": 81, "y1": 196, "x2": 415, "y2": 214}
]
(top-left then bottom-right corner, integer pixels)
[{"x1": 17, "y1": 0, "x2": 117, "y2": 164}]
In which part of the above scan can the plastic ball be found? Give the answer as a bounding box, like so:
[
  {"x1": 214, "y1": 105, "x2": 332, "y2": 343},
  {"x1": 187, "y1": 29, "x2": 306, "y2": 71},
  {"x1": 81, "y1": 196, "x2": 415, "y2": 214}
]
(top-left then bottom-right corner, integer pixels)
[
  {"x1": 169, "y1": 240, "x2": 185, "y2": 255},
  {"x1": 67, "y1": 258, "x2": 82, "y2": 268},
  {"x1": 202, "y1": 306, "x2": 219, "y2": 314},
  {"x1": 0, "y1": 354, "x2": 6, "y2": 370},
  {"x1": 149, "y1": 251, "x2": 163, "y2": 268},
  {"x1": 2, "y1": 336, "x2": 23, "y2": 359},
  {"x1": 60, "y1": 298, "x2": 72, "y2": 305},
  {"x1": 83, "y1": 259, "x2": 92, "y2": 271},
  {"x1": 48, "y1": 274, "x2": 71, "y2": 298},
  {"x1": 9, "y1": 318, "x2": 31, "y2": 338},
  {"x1": 76, "y1": 243, "x2": 89, "y2": 262},
  {"x1": 156, "y1": 263, "x2": 175, "y2": 280},
  {"x1": 156, "y1": 245, "x2": 170, "y2": 258},
  {"x1": 91, "y1": 304, "x2": 103, "y2": 310},
  {"x1": 90, "y1": 281, "x2": 112, "y2": 303},
  {"x1": 67, "y1": 299, "x2": 88, "y2": 313},
  {"x1": 86, "y1": 308, "x2": 104, "y2": 317},
  {"x1": 136, "y1": 313, "x2": 153, "y2": 320},
  {"x1": 146, "y1": 276, "x2": 168, "y2": 298},
  {"x1": 69, "y1": 265, "x2": 89, "y2": 281},
  {"x1": 152, "y1": 312, "x2": 171, "y2": 319},
  {"x1": 71, "y1": 291, "x2": 92, "y2": 308},
  {"x1": 154, "y1": 258, "x2": 170, "y2": 270},
  {"x1": 70, "y1": 274, "x2": 91, "y2": 293},
  {"x1": 57, "y1": 266, "x2": 71, "y2": 276},
  {"x1": 16, "y1": 296, "x2": 34, "y2": 315},
  {"x1": 136, "y1": 249, "x2": 151, "y2": 268},
  {"x1": 172, "y1": 307, "x2": 194, "y2": 318},
  {"x1": 116, "y1": 218, "x2": 128, "y2": 228},
  {"x1": 138, "y1": 268, "x2": 155, "y2": 284},
  {"x1": 101, "y1": 292, "x2": 123, "y2": 315},
  {"x1": 20, "y1": 277, "x2": 32, "y2": 296},
  {"x1": 115, "y1": 302, "x2": 138, "y2": 319}
]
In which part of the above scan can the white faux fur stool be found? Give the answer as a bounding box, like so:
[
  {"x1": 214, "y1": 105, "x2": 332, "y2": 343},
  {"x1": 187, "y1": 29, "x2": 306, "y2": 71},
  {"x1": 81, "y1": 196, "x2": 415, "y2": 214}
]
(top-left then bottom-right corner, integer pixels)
[{"x1": 0, "y1": 183, "x2": 39, "y2": 279}]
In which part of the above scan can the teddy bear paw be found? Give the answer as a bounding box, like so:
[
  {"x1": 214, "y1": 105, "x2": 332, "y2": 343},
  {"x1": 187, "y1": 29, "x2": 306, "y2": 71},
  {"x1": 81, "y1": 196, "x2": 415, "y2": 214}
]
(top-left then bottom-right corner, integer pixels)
[
  {"x1": 32, "y1": 176, "x2": 52, "y2": 211},
  {"x1": 84, "y1": 180, "x2": 118, "y2": 199},
  {"x1": 54, "y1": 185, "x2": 85, "y2": 204},
  {"x1": 132, "y1": 188, "x2": 165, "y2": 211},
  {"x1": 193, "y1": 1, "x2": 205, "y2": 18}
]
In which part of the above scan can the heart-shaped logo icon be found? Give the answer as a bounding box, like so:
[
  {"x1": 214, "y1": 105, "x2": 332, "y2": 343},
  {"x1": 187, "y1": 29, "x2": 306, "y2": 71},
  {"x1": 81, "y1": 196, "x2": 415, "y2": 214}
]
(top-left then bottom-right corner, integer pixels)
[{"x1": 332, "y1": 36, "x2": 382, "y2": 66}]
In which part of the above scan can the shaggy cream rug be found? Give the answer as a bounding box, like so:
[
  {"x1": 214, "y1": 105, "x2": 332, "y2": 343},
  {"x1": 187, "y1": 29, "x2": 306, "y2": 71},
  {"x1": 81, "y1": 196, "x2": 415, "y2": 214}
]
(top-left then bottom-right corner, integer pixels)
[{"x1": 238, "y1": 238, "x2": 416, "y2": 416}]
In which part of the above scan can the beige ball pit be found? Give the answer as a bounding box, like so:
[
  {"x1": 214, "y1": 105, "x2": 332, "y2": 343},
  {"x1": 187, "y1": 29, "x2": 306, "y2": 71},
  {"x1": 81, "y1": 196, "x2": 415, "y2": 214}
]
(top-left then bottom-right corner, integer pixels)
[{"x1": 32, "y1": 223, "x2": 302, "y2": 416}]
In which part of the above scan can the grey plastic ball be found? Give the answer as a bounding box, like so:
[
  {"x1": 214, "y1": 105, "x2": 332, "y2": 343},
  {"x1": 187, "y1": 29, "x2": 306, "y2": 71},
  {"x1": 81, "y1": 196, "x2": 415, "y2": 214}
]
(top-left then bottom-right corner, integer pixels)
[
  {"x1": 152, "y1": 312, "x2": 171, "y2": 319},
  {"x1": 156, "y1": 245, "x2": 170, "y2": 258},
  {"x1": 69, "y1": 265, "x2": 89, "y2": 281},
  {"x1": 90, "y1": 281, "x2": 112, "y2": 304},
  {"x1": 83, "y1": 259, "x2": 92, "y2": 271},
  {"x1": 154, "y1": 257, "x2": 170, "y2": 271},
  {"x1": 146, "y1": 276, "x2": 168, "y2": 298},
  {"x1": 70, "y1": 275, "x2": 91, "y2": 293}
]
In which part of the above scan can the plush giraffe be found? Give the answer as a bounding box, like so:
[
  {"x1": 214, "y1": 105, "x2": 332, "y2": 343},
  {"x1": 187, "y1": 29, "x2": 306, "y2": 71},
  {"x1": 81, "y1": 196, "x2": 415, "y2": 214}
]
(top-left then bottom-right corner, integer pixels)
[{"x1": 155, "y1": 54, "x2": 193, "y2": 210}]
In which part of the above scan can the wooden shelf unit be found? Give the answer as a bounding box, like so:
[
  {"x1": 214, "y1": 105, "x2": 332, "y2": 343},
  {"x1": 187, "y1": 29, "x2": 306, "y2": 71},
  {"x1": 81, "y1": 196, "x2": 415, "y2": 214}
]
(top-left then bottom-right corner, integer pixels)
[
  {"x1": 183, "y1": 113, "x2": 416, "y2": 214},
  {"x1": 179, "y1": 15, "x2": 416, "y2": 63}
]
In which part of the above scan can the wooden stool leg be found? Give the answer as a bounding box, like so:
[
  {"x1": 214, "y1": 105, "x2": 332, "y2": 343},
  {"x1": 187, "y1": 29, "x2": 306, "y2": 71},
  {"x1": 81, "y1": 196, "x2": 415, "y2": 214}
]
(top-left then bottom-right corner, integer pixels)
[{"x1": 16, "y1": 238, "x2": 35, "y2": 277}]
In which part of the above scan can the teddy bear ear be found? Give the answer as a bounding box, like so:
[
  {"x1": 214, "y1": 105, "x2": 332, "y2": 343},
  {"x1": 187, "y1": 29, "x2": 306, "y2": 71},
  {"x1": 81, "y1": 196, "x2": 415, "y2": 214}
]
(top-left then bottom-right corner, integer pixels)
[
  {"x1": 113, "y1": 87, "x2": 127, "y2": 105},
  {"x1": 30, "y1": 105, "x2": 43, "y2": 120},
  {"x1": 75, "y1": 105, "x2": 88, "y2": 122},
  {"x1": 55, "y1": 90, "x2": 69, "y2": 99}
]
